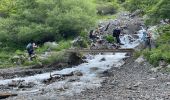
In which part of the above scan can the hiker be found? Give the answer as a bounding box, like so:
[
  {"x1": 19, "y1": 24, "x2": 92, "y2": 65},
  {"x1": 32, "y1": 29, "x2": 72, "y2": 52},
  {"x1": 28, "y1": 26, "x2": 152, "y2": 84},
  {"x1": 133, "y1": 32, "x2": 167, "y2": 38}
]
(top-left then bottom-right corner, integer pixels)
[
  {"x1": 26, "y1": 42, "x2": 37, "y2": 60},
  {"x1": 142, "y1": 29, "x2": 152, "y2": 50},
  {"x1": 98, "y1": 25, "x2": 105, "y2": 35},
  {"x1": 89, "y1": 30, "x2": 95, "y2": 39},
  {"x1": 113, "y1": 27, "x2": 124, "y2": 45},
  {"x1": 89, "y1": 29, "x2": 98, "y2": 42}
]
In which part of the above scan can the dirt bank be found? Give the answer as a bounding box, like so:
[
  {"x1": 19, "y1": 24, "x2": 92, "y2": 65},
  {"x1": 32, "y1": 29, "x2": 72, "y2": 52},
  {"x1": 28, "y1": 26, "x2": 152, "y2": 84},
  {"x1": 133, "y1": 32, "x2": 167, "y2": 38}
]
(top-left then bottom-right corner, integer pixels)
[{"x1": 0, "y1": 52, "x2": 84, "y2": 79}]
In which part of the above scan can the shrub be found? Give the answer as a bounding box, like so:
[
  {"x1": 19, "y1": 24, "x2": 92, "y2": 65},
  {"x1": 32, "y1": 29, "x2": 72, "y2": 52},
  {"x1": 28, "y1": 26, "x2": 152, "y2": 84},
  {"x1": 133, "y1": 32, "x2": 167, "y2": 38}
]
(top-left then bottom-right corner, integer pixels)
[
  {"x1": 0, "y1": 0, "x2": 96, "y2": 47},
  {"x1": 142, "y1": 25, "x2": 170, "y2": 66},
  {"x1": 104, "y1": 35, "x2": 115, "y2": 43}
]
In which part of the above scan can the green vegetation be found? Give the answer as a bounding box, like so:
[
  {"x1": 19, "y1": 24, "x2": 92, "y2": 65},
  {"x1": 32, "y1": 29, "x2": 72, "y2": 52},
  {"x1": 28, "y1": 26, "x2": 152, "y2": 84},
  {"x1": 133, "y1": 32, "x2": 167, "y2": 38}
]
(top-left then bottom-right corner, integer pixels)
[
  {"x1": 143, "y1": 25, "x2": 170, "y2": 66},
  {"x1": 0, "y1": 0, "x2": 122, "y2": 68},
  {"x1": 124, "y1": 0, "x2": 170, "y2": 24},
  {"x1": 0, "y1": 0, "x2": 96, "y2": 47},
  {"x1": 104, "y1": 35, "x2": 115, "y2": 43},
  {"x1": 0, "y1": 0, "x2": 169, "y2": 68},
  {"x1": 124, "y1": 0, "x2": 170, "y2": 66},
  {"x1": 96, "y1": 0, "x2": 120, "y2": 15}
]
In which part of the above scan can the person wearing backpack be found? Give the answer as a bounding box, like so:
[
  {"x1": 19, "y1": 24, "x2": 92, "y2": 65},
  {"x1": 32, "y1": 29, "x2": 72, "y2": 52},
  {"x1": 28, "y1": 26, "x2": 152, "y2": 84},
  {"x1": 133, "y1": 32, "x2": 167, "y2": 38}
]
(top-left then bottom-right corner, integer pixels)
[
  {"x1": 142, "y1": 29, "x2": 152, "y2": 50},
  {"x1": 26, "y1": 42, "x2": 37, "y2": 60},
  {"x1": 113, "y1": 27, "x2": 124, "y2": 45}
]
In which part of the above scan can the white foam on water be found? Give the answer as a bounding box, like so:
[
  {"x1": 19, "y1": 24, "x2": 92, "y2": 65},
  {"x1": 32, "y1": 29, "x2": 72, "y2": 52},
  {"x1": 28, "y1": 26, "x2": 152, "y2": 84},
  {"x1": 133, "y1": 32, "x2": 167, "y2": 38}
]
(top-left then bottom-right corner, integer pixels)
[
  {"x1": 120, "y1": 28, "x2": 144, "y2": 48},
  {"x1": 0, "y1": 28, "x2": 145, "y2": 96},
  {"x1": 0, "y1": 53, "x2": 126, "y2": 85}
]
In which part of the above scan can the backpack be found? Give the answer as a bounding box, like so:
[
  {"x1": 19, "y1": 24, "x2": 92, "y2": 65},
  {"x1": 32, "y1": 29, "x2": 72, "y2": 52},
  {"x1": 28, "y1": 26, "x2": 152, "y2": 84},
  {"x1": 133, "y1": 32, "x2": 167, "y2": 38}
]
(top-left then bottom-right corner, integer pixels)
[{"x1": 26, "y1": 43, "x2": 32, "y2": 50}]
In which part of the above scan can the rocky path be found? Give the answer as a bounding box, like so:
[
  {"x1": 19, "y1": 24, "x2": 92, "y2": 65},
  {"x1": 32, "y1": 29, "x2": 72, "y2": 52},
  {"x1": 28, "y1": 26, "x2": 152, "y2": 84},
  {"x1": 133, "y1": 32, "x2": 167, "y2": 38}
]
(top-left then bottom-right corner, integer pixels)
[{"x1": 60, "y1": 57, "x2": 170, "y2": 100}]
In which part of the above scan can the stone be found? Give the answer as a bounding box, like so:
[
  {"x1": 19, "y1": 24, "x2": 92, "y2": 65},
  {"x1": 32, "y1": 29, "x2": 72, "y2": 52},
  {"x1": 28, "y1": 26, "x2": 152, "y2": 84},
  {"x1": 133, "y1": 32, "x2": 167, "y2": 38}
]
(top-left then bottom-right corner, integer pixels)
[
  {"x1": 68, "y1": 77, "x2": 80, "y2": 82},
  {"x1": 90, "y1": 67, "x2": 99, "y2": 71},
  {"x1": 135, "y1": 56, "x2": 145, "y2": 64},
  {"x1": 73, "y1": 70, "x2": 83, "y2": 76},
  {"x1": 8, "y1": 80, "x2": 20, "y2": 87},
  {"x1": 166, "y1": 65, "x2": 170, "y2": 68},
  {"x1": 166, "y1": 82, "x2": 170, "y2": 85},
  {"x1": 18, "y1": 82, "x2": 35, "y2": 88},
  {"x1": 150, "y1": 67, "x2": 162, "y2": 72},
  {"x1": 0, "y1": 93, "x2": 17, "y2": 99},
  {"x1": 133, "y1": 82, "x2": 142, "y2": 87},
  {"x1": 99, "y1": 57, "x2": 106, "y2": 62},
  {"x1": 159, "y1": 60, "x2": 167, "y2": 67}
]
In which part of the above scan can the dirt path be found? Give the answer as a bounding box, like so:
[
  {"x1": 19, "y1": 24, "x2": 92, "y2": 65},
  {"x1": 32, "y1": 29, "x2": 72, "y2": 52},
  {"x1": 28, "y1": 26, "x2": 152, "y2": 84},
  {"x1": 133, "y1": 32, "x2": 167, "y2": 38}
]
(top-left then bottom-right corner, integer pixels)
[{"x1": 58, "y1": 57, "x2": 170, "y2": 100}]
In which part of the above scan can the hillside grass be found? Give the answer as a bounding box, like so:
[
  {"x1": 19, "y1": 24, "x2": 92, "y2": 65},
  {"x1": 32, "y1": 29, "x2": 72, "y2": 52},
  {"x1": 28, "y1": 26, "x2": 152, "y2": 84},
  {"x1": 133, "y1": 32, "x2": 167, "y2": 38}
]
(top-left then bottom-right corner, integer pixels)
[{"x1": 143, "y1": 25, "x2": 170, "y2": 66}]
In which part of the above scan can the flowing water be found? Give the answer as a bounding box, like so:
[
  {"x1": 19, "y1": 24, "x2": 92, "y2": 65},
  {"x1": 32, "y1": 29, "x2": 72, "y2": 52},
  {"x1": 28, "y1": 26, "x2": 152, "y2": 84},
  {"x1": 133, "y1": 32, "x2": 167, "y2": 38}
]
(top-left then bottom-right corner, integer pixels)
[{"x1": 0, "y1": 28, "x2": 146, "y2": 98}]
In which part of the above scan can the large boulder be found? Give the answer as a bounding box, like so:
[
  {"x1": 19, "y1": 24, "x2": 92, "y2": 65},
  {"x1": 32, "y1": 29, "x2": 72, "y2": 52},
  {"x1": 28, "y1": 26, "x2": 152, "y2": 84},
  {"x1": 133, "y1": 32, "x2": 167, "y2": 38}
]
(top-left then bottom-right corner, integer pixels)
[{"x1": 67, "y1": 52, "x2": 84, "y2": 66}]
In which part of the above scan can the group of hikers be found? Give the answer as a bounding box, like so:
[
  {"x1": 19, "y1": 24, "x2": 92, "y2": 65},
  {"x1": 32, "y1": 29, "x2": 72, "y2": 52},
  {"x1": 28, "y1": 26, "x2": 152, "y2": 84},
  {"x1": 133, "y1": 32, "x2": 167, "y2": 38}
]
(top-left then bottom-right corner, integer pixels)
[
  {"x1": 88, "y1": 20, "x2": 153, "y2": 50},
  {"x1": 89, "y1": 22, "x2": 125, "y2": 49},
  {"x1": 26, "y1": 17, "x2": 169, "y2": 61}
]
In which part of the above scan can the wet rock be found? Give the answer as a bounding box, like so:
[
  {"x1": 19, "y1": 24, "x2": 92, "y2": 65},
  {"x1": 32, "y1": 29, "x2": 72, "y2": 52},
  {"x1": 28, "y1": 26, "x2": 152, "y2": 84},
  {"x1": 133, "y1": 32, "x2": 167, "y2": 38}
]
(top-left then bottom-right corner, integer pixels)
[
  {"x1": 125, "y1": 53, "x2": 131, "y2": 57},
  {"x1": 68, "y1": 52, "x2": 84, "y2": 66},
  {"x1": 98, "y1": 70, "x2": 112, "y2": 77},
  {"x1": 82, "y1": 56, "x2": 87, "y2": 60},
  {"x1": 73, "y1": 70, "x2": 83, "y2": 76},
  {"x1": 99, "y1": 58, "x2": 106, "y2": 62},
  {"x1": 0, "y1": 85, "x2": 10, "y2": 90},
  {"x1": 56, "y1": 84, "x2": 69, "y2": 91},
  {"x1": 68, "y1": 77, "x2": 80, "y2": 82},
  {"x1": 8, "y1": 80, "x2": 35, "y2": 88},
  {"x1": 0, "y1": 93, "x2": 17, "y2": 99},
  {"x1": 90, "y1": 67, "x2": 99, "y2": 72},
  {"x1": 132, "y1": 34, "x2": 139, "y2": 39},
  {"x1": 8, "y1": 80, "x2": 24, "y2": 87},
  {"x1": 18, "y1": 82, "x2": 35, "y2": 88}
]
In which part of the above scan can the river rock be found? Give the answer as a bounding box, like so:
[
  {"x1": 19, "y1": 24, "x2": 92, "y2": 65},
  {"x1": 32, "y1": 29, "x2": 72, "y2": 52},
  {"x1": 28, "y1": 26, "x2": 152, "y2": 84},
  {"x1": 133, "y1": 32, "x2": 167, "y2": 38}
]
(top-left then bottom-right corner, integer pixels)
[
  {"x1": 8, "y1": 80, "x2": 24, "y2": 87},
  {"x1": 98, "y1": 70, "x2": 112, "y2": 77},
  {"x1": 68, "y1": 77, "x2": 80, "y2": 82},
  {"x1": 99, "y1": 57, "x2": 106, "y2": 62},
  {"x1": 68, "y1": 52, "x2": 84, "y2": 66},
  {"x1": 18, "y1": 82, "x2": 35, "y2": 88},
  {"x1": 159, "y1": 60, "x2": 167, "y2": 67},
  {"x1": 73, "y1": 70, "x2": 83, "y2": 76},
  {"x1": 90, "y1": 67, "x2": 99, "y2": 72},
  {"x1": 0, "y1": 93, "x2": 17, "y2": 99}
]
